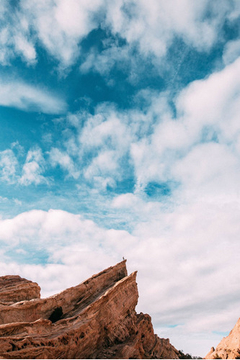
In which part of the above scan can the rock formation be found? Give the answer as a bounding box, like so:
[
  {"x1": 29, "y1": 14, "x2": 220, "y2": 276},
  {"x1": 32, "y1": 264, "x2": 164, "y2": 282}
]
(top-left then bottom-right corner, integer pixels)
[
  {"x1": 0, "y1": 260, "x2": 179, "y2": 359},
  {"x1": 0, "y1": 275, "x2": 40, "y2": 304},
  {"x1": 205, "y1": 319, "x2": 240, "y2": 359}
]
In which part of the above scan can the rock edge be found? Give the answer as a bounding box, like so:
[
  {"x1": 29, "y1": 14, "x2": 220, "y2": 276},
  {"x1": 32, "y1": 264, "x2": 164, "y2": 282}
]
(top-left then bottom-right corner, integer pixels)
[{"x1": 0, "y1": 261, "x2": 179, "y2": 359}]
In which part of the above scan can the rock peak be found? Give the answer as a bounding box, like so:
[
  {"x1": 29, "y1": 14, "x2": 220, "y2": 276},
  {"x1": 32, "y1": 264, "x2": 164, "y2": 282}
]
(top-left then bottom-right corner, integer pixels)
[
  {"x1": 205, "y1": 318, "x2": 240, "y2": 359},
  {"x1": 0, "y1": 261, "x2": 179, "y2": 359}
]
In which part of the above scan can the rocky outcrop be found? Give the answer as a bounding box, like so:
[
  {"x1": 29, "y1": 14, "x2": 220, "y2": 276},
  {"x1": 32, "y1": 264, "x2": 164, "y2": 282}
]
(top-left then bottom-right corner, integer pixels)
[
  {"x1": 0, "y1": 261, "x2": 179, "y2": 359},
  {"x1": 0, "y1": 261, "x2": 178, "y2": 359},
  {"x1": 205, "y1": 319, "x2": 240, "y2": 359},
  {"x1": 0, "y1": 276, "x2": 40, "y2": 305}
]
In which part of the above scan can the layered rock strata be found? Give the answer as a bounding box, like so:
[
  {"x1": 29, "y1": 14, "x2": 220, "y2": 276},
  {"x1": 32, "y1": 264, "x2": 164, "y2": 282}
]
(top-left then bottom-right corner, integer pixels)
[
  {"x1": 0, "y1": 261, "x2": 179, "y2": 359},
  {"x1": 205, "y1": 318, "x2": 240, "y2": 359},
  {"x1": 0, "y1": 276, "x2": 40, "y2": 304}
]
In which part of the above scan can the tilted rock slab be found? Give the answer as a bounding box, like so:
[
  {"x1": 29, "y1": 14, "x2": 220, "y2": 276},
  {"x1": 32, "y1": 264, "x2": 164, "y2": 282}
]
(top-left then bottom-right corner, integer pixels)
[
  {"x1": 0, "y1": 261, "x2": 179, "y2": 359},
  {"x1": 205, "y1": 318, "x2": 240, "y2": 359}
]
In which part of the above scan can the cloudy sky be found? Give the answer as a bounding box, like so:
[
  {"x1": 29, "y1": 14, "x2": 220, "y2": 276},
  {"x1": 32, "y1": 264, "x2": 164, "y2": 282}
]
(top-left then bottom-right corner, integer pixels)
[{"x1": 1, "y1": 0, "x2": 240, "y2": 356}]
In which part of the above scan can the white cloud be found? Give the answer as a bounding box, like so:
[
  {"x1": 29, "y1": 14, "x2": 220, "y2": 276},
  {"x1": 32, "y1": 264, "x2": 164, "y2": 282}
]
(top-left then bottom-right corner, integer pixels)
[
  {"x1": 0, "y1": 79, "x2": 67, "y2": 113},
  {"x1": 223, "y1": 39, "x2": 240, "y2": 66},
  {"x1": 176, "y1": 56, "x2": 240, "y2": 132},
  {"x1": 13, "y1": 34, "x2": 36, "y2": 63},
  {"x1": 79, "y1": 109, "x2": 130, "y2": 151},
  {"x1": 172, "y1": 142, "x2": 240, "y2": 197},
  {"x1": 0, "y1": 209, "x2": 101, "y2": 246},
  {"x1": 2, "y1": 203, "x2": 240, "y2": 356},
  {"x1": 127, "y1": 57, "x2": 240, "y2": 196},
  {"x1": 18, "y1": 0, "x2": 103, "y2": 67},
  {"x1": 83, "y1": 150, "x2": 119, "y2": 189},
  {"x1": 79, "y1": 0, "x2": 240, "y2": 79},
  {"x1": 0, "y1": 0, "x2": 238, "y2": 70},
  {"x1": 49, "y1": 147, "x2": 80, "y2": 179},
  {"x1": 77, "y1": 106, "x2": 134, "y2": 187},
  {"x1": 37, "y1": 56, "x2": 240, "y2": 201},
  {"x1": 20, "y1": 147, "x2": 47, "y2": 186},
  {"x1": 80, "y1": 44, "x2": 139, "y2": 83},
  {"x1": 105, "y1": 0, "x2": 220, "y2": 56},
  {"x1": 0, "y1": 149, "x2": 18, "y2": 183},
  {"x1": 0, "y1": 3, "x2": 36, "y2": 65}
]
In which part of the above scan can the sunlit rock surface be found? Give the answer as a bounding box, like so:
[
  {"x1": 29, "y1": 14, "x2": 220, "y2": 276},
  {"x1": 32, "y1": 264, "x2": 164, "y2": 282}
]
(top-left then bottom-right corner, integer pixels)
[
  {"x1": 205, "y1": 318, "x2": 240, "y2": 359},
  {"x1": 0, "y1": 261, "x2": 179, "y2": 359}
]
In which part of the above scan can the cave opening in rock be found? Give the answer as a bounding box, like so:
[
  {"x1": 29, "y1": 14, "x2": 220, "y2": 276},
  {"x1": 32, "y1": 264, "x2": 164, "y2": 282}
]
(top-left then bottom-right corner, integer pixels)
[{"x1": 48, "y1": 306, "x2": 63, "y2": 323}]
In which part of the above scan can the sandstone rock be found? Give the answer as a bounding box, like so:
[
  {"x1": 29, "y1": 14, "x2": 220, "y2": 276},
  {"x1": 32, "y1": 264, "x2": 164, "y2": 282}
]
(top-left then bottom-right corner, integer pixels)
[
  {"x1": 205, "y1": 319, "x2": 240, "y2": 359},
  {"x1": 0, "y1": 261, "x2": 179, "y2": 359},
  {"x1": 0, "y1": 275, "x2": 40, "y2": 305}
]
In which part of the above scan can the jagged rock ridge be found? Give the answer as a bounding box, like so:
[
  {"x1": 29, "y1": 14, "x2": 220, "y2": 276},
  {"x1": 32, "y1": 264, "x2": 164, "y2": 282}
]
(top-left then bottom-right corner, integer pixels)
[
  {"x1": 205, "y1": 318, "x2": 240, "y2": 359},
  {"x1": 0, "y1": 261, "x2": 179, "y2": 359}
]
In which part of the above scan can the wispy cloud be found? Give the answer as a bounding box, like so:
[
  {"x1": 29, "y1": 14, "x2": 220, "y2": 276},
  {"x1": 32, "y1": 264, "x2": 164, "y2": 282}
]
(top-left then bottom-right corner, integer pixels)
[
  {"x1": 20, "y1": 147, "x2": 47, "y2": 186},
  {"x1": 0, "y1": 149, "x2": 18, "y2": 183},
  {"x1": 49, "y1": 147, "x2": 80, "y2": 179},
  {"x1": 0, "y1": 79, "x2": 67, "y2": 113},
  {"x1": 0, "y1": 0, "x2": 36, "y2": 65},
  {"x1": 0, "y1": 145, "x2": 48, "y2": 186}
]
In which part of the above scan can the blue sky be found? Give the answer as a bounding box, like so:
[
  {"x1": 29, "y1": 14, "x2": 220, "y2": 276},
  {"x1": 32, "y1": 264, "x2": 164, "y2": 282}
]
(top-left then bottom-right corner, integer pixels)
[{"x1": 1, "y1": 0, "x2": 240, "y2": 356}]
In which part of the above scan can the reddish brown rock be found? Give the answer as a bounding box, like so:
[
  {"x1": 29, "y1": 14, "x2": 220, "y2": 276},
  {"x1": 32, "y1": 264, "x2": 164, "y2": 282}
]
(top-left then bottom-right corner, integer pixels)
[
  {"x1": 0, "y1": 261, "x2": 179, "y2": 359},
  {"x1": 0, "y1": 275, "x2": 40, "y2": 305},
  {"x1": 205, "y1": 319, "x2": 240, "y2": 359}
]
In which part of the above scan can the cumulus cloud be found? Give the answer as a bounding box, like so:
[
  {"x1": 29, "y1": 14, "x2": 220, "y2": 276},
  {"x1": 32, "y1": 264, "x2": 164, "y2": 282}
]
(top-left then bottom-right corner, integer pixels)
[
  {"x1": 0, "y1": 0, "x2": 238, "y2": 70},
  {"x1": 1, "y1": 203, "x2": 240, "y2": 356},
  {"x1": 80, "y1": 0, "x2": 240, "y2": 79},
  {"x1": 0, "y1": 209, "x2": 101, "y2": 246},
  {"x1": 126, "y1": 57, "x2": 240, "y2": 197},
  {"x1": 105, "y1": 0, "x2": 220, "y2": 56},
  {"x1": 35, "y1": 56, "x2": 240, "y2": 202},
  {"x1": 1, "y1": 4, "x2": 240, "y2": 356},
  {"x1": 18, "y1": 0, "x2": 103, "y2": 67},
  {"x1": 0, "y1": 209, "x2": 118, "y2": 294}
]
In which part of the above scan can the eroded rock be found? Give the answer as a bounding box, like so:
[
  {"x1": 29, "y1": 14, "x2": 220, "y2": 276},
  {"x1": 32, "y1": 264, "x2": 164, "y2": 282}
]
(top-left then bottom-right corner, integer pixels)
[
  {"x1": 0, "y1": 261, "x2": 179, "y2": 359},
  {"x1": 0, "y1": 275, "x2": 40, "y2": 305},
  {"x1": 205, "y1": 319, "x2": 240, "y2": 359}
]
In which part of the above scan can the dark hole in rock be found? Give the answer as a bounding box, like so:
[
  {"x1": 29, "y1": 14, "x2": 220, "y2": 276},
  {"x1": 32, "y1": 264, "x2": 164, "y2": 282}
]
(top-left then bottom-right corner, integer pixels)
[
  {"x1": 48, "y1": 306, "x2": 63, "y2": 323},
  {"x1": 114, "y1": 337, "x2": 123, "y2": 345},
  {"x1": 10, "y1": 343, "x2": 17, "y2": 351}
]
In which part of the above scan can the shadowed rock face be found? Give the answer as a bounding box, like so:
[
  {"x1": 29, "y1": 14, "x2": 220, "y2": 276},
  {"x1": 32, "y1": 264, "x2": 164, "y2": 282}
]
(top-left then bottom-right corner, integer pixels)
[
  {"x1": 205, "y1": 318, "x2": 240, "y2": 359},
  {"x1": 0, "y1": 261, "x2": 179, "y2": 359}
]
